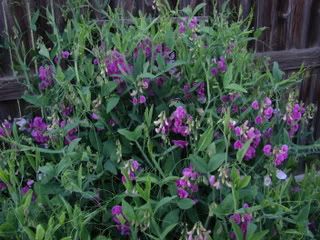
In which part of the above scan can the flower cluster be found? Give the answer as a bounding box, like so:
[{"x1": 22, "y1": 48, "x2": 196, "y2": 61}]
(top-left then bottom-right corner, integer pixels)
[
  {"x1": 105, "y1": 50, "x2": 131, "y2": 93},
  {"x1": 233, "y1": 121, "x2": 261, "y2": 160},
  {"x1": 283, "y1": 101, "x2": 305, "y2": 137},
  {"x1": 263, "y1": 144, "x2": 289, "y2": 166},
  {"x1": 0, "y1": 120, "x2": 12, "y2": 137},
  {"x1": 171, "y1": 106, "x2": 191, "y2": 137},
  {"x1": 38, "y1": 65, "x2": 54, "y2": 90},
  {"x1": 211, "y1": 56, "x2": 227, "y2": 76},
  {"x1": 229, "y1": 203, "x2": 253, "y2": 239},
  {"x1": 183, "y1": 82, "x2": 207, "y2": 104},
  {"x1": 111, "y1": 205, "x2": 131, "y2": 236},
  {"x1": 176, "y1": 165, "x2": 199, "y2": 200},
  {"x1": 251, "y1": 97, "x2": 274, "y2": 124},
  {"x1": 218, "y1": 93, "x2": 241, "y2": 114},
  {"x1": 133, "y1": 38, "x2": 152, "y2": 59},
  {"x1": 121, "y1": 159, "x2": 141, "y2": 184},
  {"x1": 178, "y1": 17, "x2": 199, "y2": 34},
  {"x1": 30, "y1": 117, "x2": 49, "y2": 144}
]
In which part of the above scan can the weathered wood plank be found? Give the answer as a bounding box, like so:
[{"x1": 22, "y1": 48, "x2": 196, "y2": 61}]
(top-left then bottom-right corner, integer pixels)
[
  {"x1": 0, "y1": 76, "x2": 26, "y2": 101},
  {"x1": 255, "y1": 47, "x2": 320, "y2": 70}
]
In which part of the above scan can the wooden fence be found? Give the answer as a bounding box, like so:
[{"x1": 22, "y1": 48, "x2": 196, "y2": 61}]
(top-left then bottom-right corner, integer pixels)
[{"x1": 1, "y1": 0, "x2": 320, "y2": 136}]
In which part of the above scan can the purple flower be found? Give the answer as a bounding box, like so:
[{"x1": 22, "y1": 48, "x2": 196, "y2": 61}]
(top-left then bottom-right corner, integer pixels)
[
  {"x1": 264, "y1": 97, "x2": 272, "y2": 106},
  {"x1": 62, "y1": 105, "x2": 73, "y2": 117},
  {"x1": 30, "y1": 117, "x2": 49, "y2": 144},
  {"x1": 255, "y1": 115, "x2": 263, "y2": 125},
  {"x1": 90, "y1": 113, "x2": 100, "y2": 120},
  {"x1": 263, "y1": 144, "x2": 272, "y2": 156},
  {"x1": 233, "y1": 140, "x2": 243, "y2": 150},
  {"x1": 93, "y1": 58, "x2": 99, "y2": 65},
  {"x1": 188, "y1": 17, "x2": 198, "y2": 30},
  {"x1": 139, "y1": 95, "x2": 146, "y2": 104},
  {"x1": 209, "y1": 175, "x2": 216, "y2": 187},
  {"x1": 38, "y1": 65, "x2": 54, "y2": 90},
  {"x1": 263, "y1": 107, "x2": 274, "y2": 120},
  {"x1": 61, "y1": 50, "x2": 71, "y2": 59},
  {"x1": 211, "y1": 67, "x2": 218, "y2": 76},
  {"x1": 111, "y1": 204, "x2": 131, "y2": 235},
  {"x1": 172, "y1": 140, "x2": 188, "y2": 149},
  {"x1": 217, "y1": 57, "x2": 227, "y2": 73},
  {"x1": 0, "y1": 182, "x2": 6, "y2": 191},
  {"x1": 251, "y1": 100, "x2": 259, "y2": 110},
  {"x1": 234, "y1": 127, "x2": 242, "y2": 136},
  {"x1": 112, "y1": 205, "x2": 123, "y2": 215},
  {"x1": 179, "y1": 21, "x2": 186, "y2": 33},
  {"x1": 132, "y1": 97, "x2": 139, "y2": 105},
  {"x1": 177, "y1": 188, "x2": 189, "y2": 198},
  {"x1": 230, "y1": 213, "x2": 241, "y2": 224}
]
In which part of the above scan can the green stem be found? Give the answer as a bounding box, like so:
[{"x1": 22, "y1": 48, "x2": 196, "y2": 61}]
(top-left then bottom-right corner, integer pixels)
[
  {"x1": 135, "y1": 141, "x2": 165, "y2": 178},
  {"x1": 231, "y1": 185, "x2": 238, "y2": 211}
]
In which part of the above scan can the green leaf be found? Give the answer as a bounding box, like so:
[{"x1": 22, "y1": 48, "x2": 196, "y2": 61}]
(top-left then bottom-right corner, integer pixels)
[
  {"x1": 208, "y1": 153, "x2": 225, "y2": 172},
  {"x1": 31, "y1": 10, "x2": 40, "y2": 31},
  {"x1": 238, "y1": 176, "x2": 251, "y2": 189},
  {"x1": 106, "y1": 96, "x2": 120, "y2": 113},
  {"x1": 35, "y1": 224, "x2": 45, "y2": 240},
  {"x1": 236, "y1": 140, "x2": 252, "y2": 162},
  {"x1": 249, "y1": 230, "x2": 268, "y2": 240},
  {"x1": 22, "y1": 94, "x2": 49, "y2": 107},
  {"x1": 154, "y1": 196, "x2": 177, "y2": 213},
  {"x1": 190, "y1": 155, "x2": 208, "y2": 173},
  {"x1": 39, "y1": 44, "x2": 50, "y2": 59},
  {"x1": 104, "y1": 160, "x2": 117, "y2": 175},
  {"x1": 160, "y1": 223, "x2": 177, "y2": 240},
  {"x1": 231, "y1": 222, "x2": 243, "y2": 240},
  {"x1": 101, "y1": 81, "x2": 118, "y2": 96},
  {"x1": 177, "y1": 198, "x2": 194, "y2": 210},
  {"x1": 272, "y1": 62, "x2": 284, "y2": 81},
  {"x1": 118, "y1": 126, "x2": 142, "y2": 142},
  {"x1": 197, "y1": 128, "x2": 214, "y2": 152},
  {"x1": 122, "y1": 200, "x2": 135, "y2": 221},
  {"x1": 192, "y1": 3, "x2": 206, "y2": 15},
  {"x1": 206, "y1": 142, "x2": 216, "y2": 158},
  {"x1": 226, "y1": 83, "x2": 247, "y2": 93}
]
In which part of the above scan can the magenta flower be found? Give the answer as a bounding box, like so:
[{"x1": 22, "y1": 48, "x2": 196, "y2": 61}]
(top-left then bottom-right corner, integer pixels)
[
  {"x1": 111, "y1": 204, "x2": 131, "y2": 235},
  {"x1": 217, "y1": 57, "x2": 227, "y2": 73},
  {"x1": 211, "y1": 67, "x2": 218, "y2": 76},
  {"x1": 38, "y1": 65, "x2": 54, "y2": 90},
  {"x1": 251, "y1": 100, "x2": 259, "y2": 110},
  {"x1": 233, "y1": 140, "x2": 243, "y2": 149},
  {"x1": 172, "y1": 140, "x2": 188, "y2": 149},
  {"x1": 255, "y1": 115, "x2": 263, "y2": 125},
  {"x1": 139, "y1": 95, "x2": 146, "y2": 104},
  {"x1": 263, "y1": 144, "x2": 272, "y2": 156},
  {"x1": 177, "y1": 165, "x2": 199, "y2": 200},
  {"x1": 178, "y1": 21, "x2": 186, "y2": 33},
  {"x1": 61, "y1": 50, "x2": 71, "y2": 59},
  {"x1": 112, "y1": 205, "x2": 123, "y2": 215},
  {"x1": 188, "y1": 17, "x2": 198, "y2": 29}
]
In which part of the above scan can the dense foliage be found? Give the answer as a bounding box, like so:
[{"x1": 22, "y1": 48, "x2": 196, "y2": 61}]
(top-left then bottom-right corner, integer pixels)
[{"x1": 0, "y1": 3, "x2": 320, "y2": 240}]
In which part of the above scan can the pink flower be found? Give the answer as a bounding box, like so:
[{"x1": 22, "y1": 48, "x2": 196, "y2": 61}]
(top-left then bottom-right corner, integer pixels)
[{"x1": 251, "y1": 100, "x2": 259, "y2": 110}]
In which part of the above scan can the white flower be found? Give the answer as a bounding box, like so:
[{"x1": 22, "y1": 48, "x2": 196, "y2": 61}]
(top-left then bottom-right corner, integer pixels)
[
  {"x1": 264, "y1": 175, "x2": 272, "y2": 186},
  {"x1": 276, "y1": 169, "x2": 287, "y2": 180}
]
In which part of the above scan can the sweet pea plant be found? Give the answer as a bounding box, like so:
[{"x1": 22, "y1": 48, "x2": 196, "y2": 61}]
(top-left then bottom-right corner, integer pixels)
[{"x1": 1, "y1": 3, "x2": 320, "y2": 240}]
